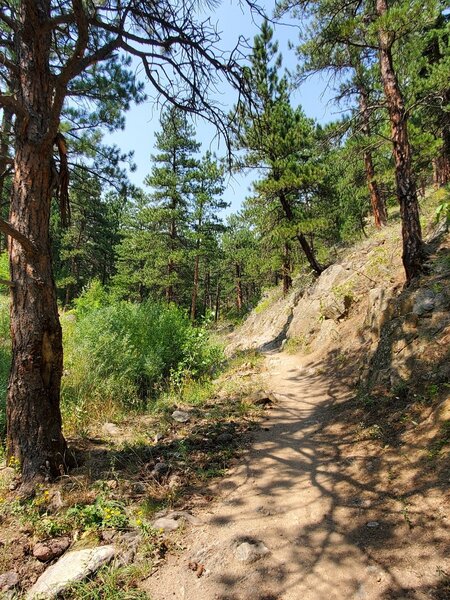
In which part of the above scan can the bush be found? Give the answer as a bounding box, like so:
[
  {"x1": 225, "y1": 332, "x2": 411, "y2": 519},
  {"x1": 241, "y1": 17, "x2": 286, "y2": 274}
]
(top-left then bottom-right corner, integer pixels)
[
  {"x1": 61, "y1": 299, "x2": 222, "y2": 434},
  {"x1": 0, "y1": 276, "x2": 222, "y2": 439}
]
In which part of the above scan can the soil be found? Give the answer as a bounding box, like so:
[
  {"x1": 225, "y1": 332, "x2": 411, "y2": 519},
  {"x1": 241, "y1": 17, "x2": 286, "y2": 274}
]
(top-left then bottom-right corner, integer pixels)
[{"x1": 144, "y1": 351, "x2": 449, "y2": 600}]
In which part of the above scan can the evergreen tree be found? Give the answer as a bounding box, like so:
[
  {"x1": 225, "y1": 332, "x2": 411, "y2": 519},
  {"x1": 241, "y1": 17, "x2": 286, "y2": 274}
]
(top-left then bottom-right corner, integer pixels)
[
  {"x1": 52, "y1": 170, "x2": 126, "y2": 305},
  {"x1": 189, "y1": 152, "x2": 227, "y2": 321},
  {"x1": 234, "y1": 20, "x2": 325, "y2": 275},
  {"x1": 277, "y1": 0, "x2": 445, "y2": 282},
  {"x1": 0, "y1": 0, "x2": 247, "y2": 484},
  {"x1": 143, "y1": 107, "x2": 200, "y2": 304}
]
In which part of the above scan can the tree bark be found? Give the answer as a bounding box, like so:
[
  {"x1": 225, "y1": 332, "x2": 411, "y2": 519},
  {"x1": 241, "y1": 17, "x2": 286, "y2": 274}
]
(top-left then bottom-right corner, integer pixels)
[
  {"x1": 190, "y1": 251, "x2": 200, "y2": 322},
  {"x1": 235, "y1": 263, "x2": 243, "y2": 313},
  {"x1": 0, "y1": 108, "x2": 13, "y2": 252},
  {"x1": 376, "y1": 0, "x2": 423, "y2": 283},
  {"x1": 6, "y1": 0, "x2": 68, "y2": 482},
  {"x1": 203, "y1": 270, "x2": 211, "y2": 315},
  {"x1": 282, "y1": 242, "x2": 292, "y2": 296},
  {"x1": 296, "y1": 232, "x2": 323, "y2": 275},
  {"x1": 214, "y1": 278, "x2": 220, "y2": 322},
  {"x1": 359, "y1": 89, "x2": 387, "y2": 228},
  {"x1": 437, "y1": 89, "x2": 450, "y2": 186}
]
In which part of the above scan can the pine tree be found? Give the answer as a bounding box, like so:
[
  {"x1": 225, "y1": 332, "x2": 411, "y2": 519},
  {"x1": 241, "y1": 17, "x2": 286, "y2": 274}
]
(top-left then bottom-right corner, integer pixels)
[
  {"x1": 234, "y1": 20, "x2": 324, "y2": 275},
  {"x1": 189, "y1": 152, "x2": 227, "y2": 321},
  {"x1": 0, "y1": 0, "x2": 246, "y2": 484},
  {"x1": 278, "y1": 0, "x2": 444, "y2": 281},
  {"x1": 144, "y1": 107, "x2": 200, "y2": 304}
]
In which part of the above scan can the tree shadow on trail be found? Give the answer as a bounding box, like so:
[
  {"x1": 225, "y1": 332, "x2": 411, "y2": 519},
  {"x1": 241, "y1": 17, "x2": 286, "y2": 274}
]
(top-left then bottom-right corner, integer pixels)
[
  {"x1": 193, "y1": 239, "x2": 450, "y2": 599},
  {"x1": 198, "y1": 347, "x2": 449, "y2": 599}
]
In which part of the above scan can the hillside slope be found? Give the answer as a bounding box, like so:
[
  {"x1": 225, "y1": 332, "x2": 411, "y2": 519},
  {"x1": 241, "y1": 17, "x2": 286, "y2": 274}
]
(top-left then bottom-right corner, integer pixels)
[{"x1": 227, "y1": 200, "x2": 450, "y2": 403}]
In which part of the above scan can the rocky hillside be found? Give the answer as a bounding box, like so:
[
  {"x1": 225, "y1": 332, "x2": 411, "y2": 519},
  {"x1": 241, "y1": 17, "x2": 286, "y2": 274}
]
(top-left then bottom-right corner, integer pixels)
[{"x1": 227, "y1": 201, "x2": 450, "y2": 401}]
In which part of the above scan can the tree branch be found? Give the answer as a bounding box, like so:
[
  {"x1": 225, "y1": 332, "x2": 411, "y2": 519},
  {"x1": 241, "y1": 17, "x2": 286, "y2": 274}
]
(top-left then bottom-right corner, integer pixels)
[
  {"x1": 0, "y1": 219, "x2": 37, "y2": 254},
  {"x1": 0, "y1": 93, "x2": 26, "y2": 117},
  {"x1": 0, "y1": 278, "x2": 14, "y2": 287}
]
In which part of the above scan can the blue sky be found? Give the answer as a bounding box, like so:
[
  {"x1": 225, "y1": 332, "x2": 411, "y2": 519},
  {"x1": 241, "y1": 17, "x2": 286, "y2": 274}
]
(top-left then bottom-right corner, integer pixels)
[{"x1": 107, "y1": 1, "x2": 337, "y2": 213}]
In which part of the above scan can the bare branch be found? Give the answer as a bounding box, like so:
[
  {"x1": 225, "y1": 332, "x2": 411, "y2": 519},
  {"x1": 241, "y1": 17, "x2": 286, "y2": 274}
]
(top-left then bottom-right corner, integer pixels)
[
  {"x1": 0, "y1": 278, "x2": 14, "y2": 287},
  {"x1": 0, "y1": 219, "x2": 37, "y2": 254}
]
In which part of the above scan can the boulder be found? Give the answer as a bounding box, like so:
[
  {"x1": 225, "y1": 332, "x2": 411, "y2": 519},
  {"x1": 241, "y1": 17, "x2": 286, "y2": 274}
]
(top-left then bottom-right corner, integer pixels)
[
  {"x1": 320, "y1": 294, "x2": 352, "y2": 321},
  {"x1": 364, "y1": 287, "x2": 397, "y2": 339},
  {"x1": 311, "y1": 264, "x2": 350, "y2": 296},
  {"x1": 26, "y1": 546, "x2": 115, "y2": 599}
]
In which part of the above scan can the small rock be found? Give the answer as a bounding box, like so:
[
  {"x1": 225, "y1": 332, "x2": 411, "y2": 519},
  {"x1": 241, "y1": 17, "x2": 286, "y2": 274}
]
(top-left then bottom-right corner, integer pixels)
[
  {"x1": 366, "y1": 521, "x2": 380, "y2": 528},
  {"x1": 101, "y1": 422, "x2": 121, "y2": 437},
  {"x1": 167, "y1": 511, "x2": 202, "y2": 526},
  {"x1": 26, "y1": 546, "x2": 115, "y2": 599},
  {"x1": 154, "y1": 433, "x2": 164, "y2": 444},
  {"x1": 247, "y1": 390, "x2": 275, "y2": 406},
  {"x1": 217, "y1": 432, "x2": 234, "y2": 444},
  {"x1": 0, "y1": 571, "x2": 19, "y2": 592},
  {"x1": 47, "y1": 491, "x2": 64, "y2": 512},
  {"x1": 152, "y1": 517, "x2": 180, "y2": 532},
  {"x1": 100, "y1": 530, "x2": 117, "y2": 543},
  {"x1": 413, "y1": 289, "x2": 435, "y2": 316},
  {"x1": 131, "y1": 482, "x2": 147, "y2": 495},
  {"x1": 121, "y1": 530, "x2": 142, "y2": 545},
  {"x1": 115, "y1": 530, "x2": 142, "y2": 567},
  {"x1": 234, "y1": 540, "x2": 270, "y2": 563},
  {"x1": 171, "y1": 410, "x2": 190, "y2": 423},
  {"x1": 32, "y1": 537, "x2": 71, "y2": 563},
  {"x1": 151, "y1": 462, "x2": 170, "y2": 480}
]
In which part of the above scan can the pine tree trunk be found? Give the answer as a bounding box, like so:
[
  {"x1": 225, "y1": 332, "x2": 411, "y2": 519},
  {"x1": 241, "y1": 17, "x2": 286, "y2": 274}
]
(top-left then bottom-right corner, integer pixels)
[
  {"x1": 437, "y1": 89, "x2": 450, "y2": 186},
  {"x1": 278, "y1": 191, "x2": 323, "y2": 275},
  {"x1": 0, "y1": 108, "x2": 13, "y2": 252},
  {"x1": 376, "y1": 0, "x2": 423, "y2": 283},
  {"x1": 282, "y1": 242, "x2": 292, "y2": 295},
  {"x1": 235, "y1": 263, "x2": 243, "y2": 313},
  {"x1": 359, "y1": 90, "x2": 387, "y2": 228},
  {"x1": 6, "y1": 0, "x2": 68, "y2": 482},
  {"x1": 296, "y1": 233, "x2": 323, "y2": 275},
  {"x1": 214, "y1": 279, "x2": 220, "y2": 322},
  {"x1": 203, "y1": 270, "x2": 210, "y2": 315},
  {"x1": 190, "y1": 252, "x2": 200, "y2": 322}
]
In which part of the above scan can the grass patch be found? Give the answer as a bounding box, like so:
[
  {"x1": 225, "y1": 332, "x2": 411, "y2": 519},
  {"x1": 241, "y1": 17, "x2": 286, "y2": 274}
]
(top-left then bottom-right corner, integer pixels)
[{"x1": 284, "y1": 335, "x2": 310, "y2": 355}]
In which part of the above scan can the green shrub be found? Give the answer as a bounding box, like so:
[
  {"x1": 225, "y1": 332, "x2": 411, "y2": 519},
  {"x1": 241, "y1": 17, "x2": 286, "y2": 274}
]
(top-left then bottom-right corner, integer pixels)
[{"x1": 61, "y1": 299, "x2": 222, "y2": 433}]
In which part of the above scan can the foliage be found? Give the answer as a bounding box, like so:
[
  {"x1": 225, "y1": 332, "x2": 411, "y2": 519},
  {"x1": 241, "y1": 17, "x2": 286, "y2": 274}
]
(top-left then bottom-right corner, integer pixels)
[
  {"x1": 61, "y1": 295, "x2": 222, "y2": 434},
  {"x1": 67, "y1": 496, "x2": 129, "y2": 531}
]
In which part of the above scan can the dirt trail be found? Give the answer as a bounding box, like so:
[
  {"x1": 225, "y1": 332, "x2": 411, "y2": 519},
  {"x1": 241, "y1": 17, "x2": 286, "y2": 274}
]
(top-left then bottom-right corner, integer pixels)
[{"x1": 145, "y1": 352, "x2": 449, "y2": 600}]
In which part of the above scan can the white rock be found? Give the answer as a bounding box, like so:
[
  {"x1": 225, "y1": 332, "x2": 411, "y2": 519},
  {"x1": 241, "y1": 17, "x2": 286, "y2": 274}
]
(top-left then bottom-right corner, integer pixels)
[
  {"x1": 366, "y1": 521, "x2": 380, "y2": 528},
  {"x1": 101, "y1": 422, "x2": 121, "y2": 436},
  {"x1": 152, "y1": 517, "x2": 180, "y2": 532},
  {"x1": 234, "y1": 540, "x2": 269, "y2": 563},
  {"x1": 26, "y1": 546, "x2": 115, "y2": 599},
  {"x1": 171, "y1": 410, "x2": 190, "y2": 423}
]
